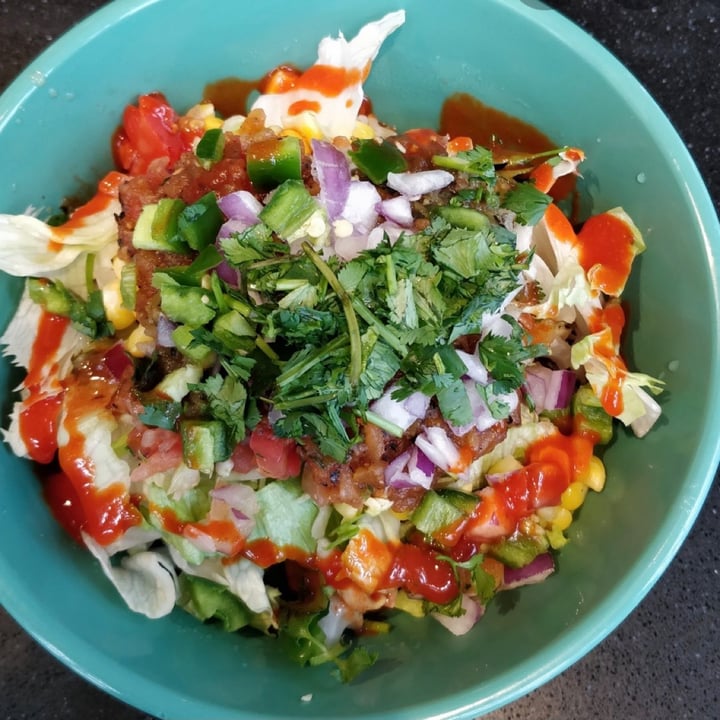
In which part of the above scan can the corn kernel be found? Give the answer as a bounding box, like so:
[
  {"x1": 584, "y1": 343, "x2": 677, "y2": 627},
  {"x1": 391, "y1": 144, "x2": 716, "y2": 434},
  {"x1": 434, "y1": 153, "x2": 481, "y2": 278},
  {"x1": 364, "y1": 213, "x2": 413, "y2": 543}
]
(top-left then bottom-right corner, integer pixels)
[
  {"x1": 536, "y1": 506, "x2": 560, "y2": 525},
  {"x1": 561, "y1": 481, "x2": 588, "y2": 511},
  {"x1": 102, "y1": 279, "x2": 135, "y2": 330},
  {"x1": 584, "y1": 455, "x2": 607, "y2": 492},
  {"x1": 351, "y1": 120, "x2": 375, "y2": 140},
  {"x1": 204, "y1": 115, "x2": 223, "y2": 131},
  {"x1": 487, "y1": 456, "x2": 523, "y2": 475},
  {"x1": 552, "y1": 507, "x2": 573, "y2": 531},
  {"x1": 547, "y1": 527, "x2": 568, "y2": 550},
  {"x1": 124, "y1": 324, "x2": 155, "y2": 358}
]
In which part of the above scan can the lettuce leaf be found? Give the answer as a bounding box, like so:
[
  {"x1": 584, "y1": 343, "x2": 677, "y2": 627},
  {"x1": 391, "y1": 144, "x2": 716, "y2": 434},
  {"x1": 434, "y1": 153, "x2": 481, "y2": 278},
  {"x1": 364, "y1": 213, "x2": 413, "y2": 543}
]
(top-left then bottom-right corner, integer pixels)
[{"x1": 249, "y1": 478, "x2": 319, "y2": 554}]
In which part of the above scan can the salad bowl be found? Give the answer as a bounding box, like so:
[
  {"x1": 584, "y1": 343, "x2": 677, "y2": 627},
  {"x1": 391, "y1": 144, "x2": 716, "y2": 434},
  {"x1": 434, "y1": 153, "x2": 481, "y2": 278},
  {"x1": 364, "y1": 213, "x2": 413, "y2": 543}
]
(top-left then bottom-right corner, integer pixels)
[{"x1": 0, "y1": 1, "x2": 718, "y2": 719}]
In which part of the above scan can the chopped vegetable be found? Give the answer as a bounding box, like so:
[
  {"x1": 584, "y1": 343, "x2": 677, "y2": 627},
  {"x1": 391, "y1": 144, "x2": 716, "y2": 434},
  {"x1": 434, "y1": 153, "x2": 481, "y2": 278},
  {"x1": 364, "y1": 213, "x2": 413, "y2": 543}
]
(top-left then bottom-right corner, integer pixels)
[{"x1": 0, "y1": 10, "x2": 663, "y2": 685}]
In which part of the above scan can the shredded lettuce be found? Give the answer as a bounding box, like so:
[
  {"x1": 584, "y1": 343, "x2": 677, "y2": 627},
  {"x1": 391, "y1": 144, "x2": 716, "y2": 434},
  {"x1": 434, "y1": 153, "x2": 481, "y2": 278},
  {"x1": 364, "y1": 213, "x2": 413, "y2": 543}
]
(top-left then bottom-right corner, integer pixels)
[
  {"x1": 83, "y1": 534, "x2": 178, "y2": 619},
  {"x1": 249, "y1": 478, "x2": 319, "y2": 554}
]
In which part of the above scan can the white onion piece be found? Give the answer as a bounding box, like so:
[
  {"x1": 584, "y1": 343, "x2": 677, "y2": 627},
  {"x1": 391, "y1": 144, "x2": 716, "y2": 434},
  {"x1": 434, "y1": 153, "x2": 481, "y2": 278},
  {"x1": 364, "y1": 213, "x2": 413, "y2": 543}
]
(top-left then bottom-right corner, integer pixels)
[
  {"x1": 318, "y1": 594, "x2": 353, "y2": 646},
  {"x1": 370, "y1": 387, "x2": 430, "y2": 432},
  {"x1": 456, "y1": 348, "x2": 488, "y2": 383},
  {"x1": 432, "y1": 595, "x2": 484, "y2": 636},
  {"x1": 377, "y1": 195, "x2": 413, "y2": 227},
  {"x1": 386, "y1": 169, "x2": 454, "y2": 198},
  {"x1": 340, "y1": 180, "x2": 381, "y2": 233},
  {"x1": 156, "y1": 314, "x2": 177, "y2": 348},
  {"x1": 311, "y1": 139, "x2": 351, "y2": 220}
]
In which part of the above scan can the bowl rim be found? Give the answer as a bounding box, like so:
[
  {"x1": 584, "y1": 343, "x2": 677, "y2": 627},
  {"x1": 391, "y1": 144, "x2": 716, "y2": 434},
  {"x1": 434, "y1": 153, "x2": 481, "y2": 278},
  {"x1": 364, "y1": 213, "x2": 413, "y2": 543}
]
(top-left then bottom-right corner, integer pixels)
[{"x1": 1, "y1": 0, "x2": 719, "y2": 718}]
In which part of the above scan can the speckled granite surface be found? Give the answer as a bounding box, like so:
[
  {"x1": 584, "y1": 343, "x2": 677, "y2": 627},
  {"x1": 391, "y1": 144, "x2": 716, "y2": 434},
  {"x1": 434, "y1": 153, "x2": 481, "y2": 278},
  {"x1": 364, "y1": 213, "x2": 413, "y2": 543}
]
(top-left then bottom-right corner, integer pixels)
[{"x1": 0, "y1": 1, "x2": 718, "y2": 718}]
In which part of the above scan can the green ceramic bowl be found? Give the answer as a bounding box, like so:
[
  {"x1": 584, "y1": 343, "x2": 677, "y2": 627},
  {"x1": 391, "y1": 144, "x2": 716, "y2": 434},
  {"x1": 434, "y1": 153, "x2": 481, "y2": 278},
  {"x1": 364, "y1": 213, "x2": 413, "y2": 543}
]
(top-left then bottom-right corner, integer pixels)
[{"x1": 0, "y1": 1, "x2": 718, "y2": 718}]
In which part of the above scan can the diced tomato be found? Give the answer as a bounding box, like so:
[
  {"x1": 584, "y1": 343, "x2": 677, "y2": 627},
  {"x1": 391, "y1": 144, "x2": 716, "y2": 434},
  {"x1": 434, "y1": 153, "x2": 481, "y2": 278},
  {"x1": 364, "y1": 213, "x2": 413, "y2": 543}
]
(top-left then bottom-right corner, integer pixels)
[
  {"x1": 383, "y1": 542, "x2": 458, "y2": 605},
  {"x1": 248, "y1": 419, "x2": 302, "y2": 479},
  {"x1": 230, "y1": 439, "x2": 258, "y2": 474},
  {"x1": 128, "y1": 426, "x2": 184, "y2": 483},
  {"x1": 112, "y1": 93, "x2": 194, "y2": 175}
]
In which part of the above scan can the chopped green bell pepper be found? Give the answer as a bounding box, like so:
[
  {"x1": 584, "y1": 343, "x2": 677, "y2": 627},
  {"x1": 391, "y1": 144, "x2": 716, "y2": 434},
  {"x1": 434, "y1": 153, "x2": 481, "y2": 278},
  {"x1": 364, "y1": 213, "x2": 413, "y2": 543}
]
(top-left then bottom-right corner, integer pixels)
[
  {"x1": 247, "y1": 135, "x2": 303, "y2": 191},
  {"x1": 349, "y1": 138, "x2": 408, "y2": 184}
]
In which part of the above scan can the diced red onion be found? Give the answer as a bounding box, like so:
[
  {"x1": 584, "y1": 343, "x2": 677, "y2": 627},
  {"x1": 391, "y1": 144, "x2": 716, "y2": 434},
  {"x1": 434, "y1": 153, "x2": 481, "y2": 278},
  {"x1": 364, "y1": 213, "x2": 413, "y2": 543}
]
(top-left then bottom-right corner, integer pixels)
[
  {"x1": 156, "y1": 314, "x2": 177, "y2": 348},
  {"x1": 334, "y1": 223, "x2": 400, "y2": 262},
  {"x1": 501, "y1": 552, "x2": 555, "y2": 590},
  {"x1": 546, "y1": 368, "x2": 576, "y2": 409},
  {"x1": 340, "y1": 180, "x2": 381, "y2": 234},
  {"x1": 218, "y1": 218, "x2": 252, "y2": 240},
  {"x1": 525, "y1": 364, "x2": 576, "y2": 412},
  {"x1": 386, "y1": 169, "x2": 454, "y2": 198},
  {"x1": 432, "y1": 594, "x2": 484, "y2": 636},
  {"x1": 215, "y1": 258, "x2": 240, "y2": 287},
  {"x1": 384, "y1": 446, "x2": 435, "y2": 490},
  {"x1": 455, "y1": 348, "x2": 488, "y2": 384},
  {"x1": 230, "y1": 508, "x2": 256, "y2": 538},
  {"x1": 103, "y1": 342, "x2": 133, "y2": 379},
  {"x1": 211, "y1": 482, "x2": 259, "y2": 516},
  {"x1": 414, "y1": 426, "x2": 460, "y2": 473},
  {"x1": 218, "y1": 190, "x2": 263, "y2": 224},
  {"x1": 212, "y1": 483, "x2": 259, "y2": 536},
  {"x1": 366, "y1": 222, "x2": 405, "y2": 248},
  {"x1": 377, "y1": 195, "x2": 413, "y2": 227},
  {"x1": 311, "y1": 139, "x2": 351, "y2": 220}
]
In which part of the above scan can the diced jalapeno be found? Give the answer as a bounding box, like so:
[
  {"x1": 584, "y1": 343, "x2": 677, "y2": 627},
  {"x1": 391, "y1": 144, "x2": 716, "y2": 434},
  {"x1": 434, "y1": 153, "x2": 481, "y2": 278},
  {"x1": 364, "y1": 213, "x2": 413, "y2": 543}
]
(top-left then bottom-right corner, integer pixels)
[
  {"x1": 572, "y1": 385, "x2": 614, "y2": 445},
  {"x1": 178, "y1": 192, "x2": 224, "y2": 251},
  {"x1": 258, "y1": 179, "x2": 318, "y2": 240},
  {"x1": 195, "y1": 127, "x2": 225, "y2": 166},
  {"x1": 349, "y1": 138, "x2": 408, "y2": 184},
  {"x1": 247, "y1": 135, "x2": 303, "y2": 191}
]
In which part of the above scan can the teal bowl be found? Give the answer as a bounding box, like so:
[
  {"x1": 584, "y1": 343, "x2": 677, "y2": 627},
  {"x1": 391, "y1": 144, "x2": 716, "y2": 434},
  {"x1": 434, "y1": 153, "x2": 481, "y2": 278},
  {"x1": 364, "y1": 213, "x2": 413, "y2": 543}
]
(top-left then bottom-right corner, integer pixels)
[{"x1": 0, "y1": 1, "x2": 718, "y2": 718}]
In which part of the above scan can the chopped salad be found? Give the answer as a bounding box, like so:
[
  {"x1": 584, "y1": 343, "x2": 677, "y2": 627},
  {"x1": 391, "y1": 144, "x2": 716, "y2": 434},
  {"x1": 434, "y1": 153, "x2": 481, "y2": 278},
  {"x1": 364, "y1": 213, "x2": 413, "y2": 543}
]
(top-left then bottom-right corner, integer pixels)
[{"x1": 0, "y1": 10, "x2": 663, "y2": 681}]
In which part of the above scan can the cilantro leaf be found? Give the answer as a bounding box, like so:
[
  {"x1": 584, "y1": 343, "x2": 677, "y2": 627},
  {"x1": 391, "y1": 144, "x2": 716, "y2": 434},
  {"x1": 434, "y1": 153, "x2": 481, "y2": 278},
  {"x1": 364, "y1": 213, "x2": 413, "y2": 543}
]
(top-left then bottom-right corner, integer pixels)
[
  {"x1": 191, "y1": 374, "x2": 249, "y2": 444},
  {"x1": 278, "y1": 610, "x2": 378, "y2": 683},
  {"x1": 503, "y1": 182, "x2": 552, "y2": 226},
  {"x1": 433, "y1": 145, "x2": 495, "y2": 182}
]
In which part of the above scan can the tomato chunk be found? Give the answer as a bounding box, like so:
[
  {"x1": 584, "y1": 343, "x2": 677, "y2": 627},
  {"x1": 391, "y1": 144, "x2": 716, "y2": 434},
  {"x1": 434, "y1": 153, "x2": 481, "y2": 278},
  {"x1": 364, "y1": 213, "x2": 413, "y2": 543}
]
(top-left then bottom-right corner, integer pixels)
[
  {"x1": 249, "y1": 419, "x2": 302, "y2": 479},
  {"x1": 112, "y1": 93, "x2": 193, "y2": 175}
]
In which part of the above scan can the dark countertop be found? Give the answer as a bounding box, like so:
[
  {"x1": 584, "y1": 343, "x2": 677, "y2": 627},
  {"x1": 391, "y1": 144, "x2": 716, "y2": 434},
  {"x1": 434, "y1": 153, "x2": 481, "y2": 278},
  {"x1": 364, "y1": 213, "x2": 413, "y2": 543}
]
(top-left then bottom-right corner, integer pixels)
[{"x1": 0, "y1": 1, "x2": 718, "y2": 719}]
